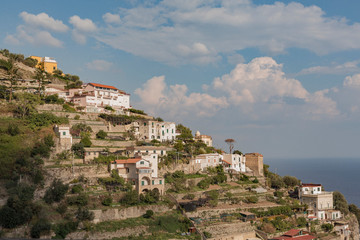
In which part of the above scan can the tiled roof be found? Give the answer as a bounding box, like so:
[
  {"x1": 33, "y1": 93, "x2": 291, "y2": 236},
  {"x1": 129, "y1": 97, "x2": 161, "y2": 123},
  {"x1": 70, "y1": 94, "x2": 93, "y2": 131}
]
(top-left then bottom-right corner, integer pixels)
[
  {"x1": 301, "y1": 183, "x2": 322, "y2": 187},
  {"x1": 113, "y1": 157, "x2": 142, "y2": 164},
  {"x1": 222, "y1": 159, "x2": 232, "y2": 165},
  {"x1": 89, "y1": 83, "x2": 118, "y2": 90},
  {"x1": 272, "y1": 229, "x2": 315, "y2": 240}
]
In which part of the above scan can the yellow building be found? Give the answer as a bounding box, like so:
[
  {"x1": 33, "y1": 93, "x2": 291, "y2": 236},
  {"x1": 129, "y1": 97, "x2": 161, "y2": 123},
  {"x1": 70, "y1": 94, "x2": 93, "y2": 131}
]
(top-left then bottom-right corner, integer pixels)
[{"x1": 30, "y1": 56, "x2": 58, "y2": 74}]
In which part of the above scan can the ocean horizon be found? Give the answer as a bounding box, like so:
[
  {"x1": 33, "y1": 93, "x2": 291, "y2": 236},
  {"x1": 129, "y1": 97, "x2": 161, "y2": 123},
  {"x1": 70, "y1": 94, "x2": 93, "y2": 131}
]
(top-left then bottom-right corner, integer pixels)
[{"x1": 265, "y1": 158, "x2": 360, "y2": 207}]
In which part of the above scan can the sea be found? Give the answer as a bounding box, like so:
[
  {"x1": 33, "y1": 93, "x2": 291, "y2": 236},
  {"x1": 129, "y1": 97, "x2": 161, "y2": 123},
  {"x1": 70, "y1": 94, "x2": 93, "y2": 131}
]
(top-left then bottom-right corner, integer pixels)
[{"x1": 265, "y1": 158, "x2": 360, "y2": 207}]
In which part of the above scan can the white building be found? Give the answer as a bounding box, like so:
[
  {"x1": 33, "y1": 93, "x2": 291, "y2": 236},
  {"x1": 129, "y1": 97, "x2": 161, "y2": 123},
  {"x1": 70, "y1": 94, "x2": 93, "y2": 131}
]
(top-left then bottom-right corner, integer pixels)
[
  {"x1": 110, "y1": 153, "x2": 164, "y2": 194},
  {"x1": 126, "y1": 146, "x2": 174, "y2": 158},
  {"x1": 135, "y1": 120, "x2": 176, "y2": 142},
  {"x1": 299, "y1": 183, "x2": 341, "y2": 221},
  {"x1": 194, "y1": 131, "x2": 213, "y2": 147},
  {"x1": 222, "y1": 154, "x2": 246, "y2": 173},
  {"x1": 53, "y1": 125, "x2": 72, "y2": 152},
  {"x1": 191, "y1": 153, "x2": 223, "y2": 171}
]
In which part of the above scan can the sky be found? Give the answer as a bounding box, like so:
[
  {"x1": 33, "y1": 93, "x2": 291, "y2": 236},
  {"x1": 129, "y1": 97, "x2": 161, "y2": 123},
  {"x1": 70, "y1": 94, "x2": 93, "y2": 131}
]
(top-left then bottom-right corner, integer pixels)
[{"x1": 2, "y1": 0, "x2": 360, "y2": 159}]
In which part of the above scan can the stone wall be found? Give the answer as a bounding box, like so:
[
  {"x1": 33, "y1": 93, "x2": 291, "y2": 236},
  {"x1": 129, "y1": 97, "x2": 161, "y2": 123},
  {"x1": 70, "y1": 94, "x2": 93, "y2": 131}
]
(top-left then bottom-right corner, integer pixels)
[
  {"x1": 91, "y1": 140, "x2": 135, "y2": 147},
  {"x1": 159, "y1": 163, "x2": 201, "y2": 175},
  {"x1": 45, "y1": 165, "x2": 109, "y2": 185},
  {"x1": 198, "y1": 222, "x2": 255, "y2": 240},
  {"x1": 91, "y1": 204, "x2": 174, "y2": 223}
]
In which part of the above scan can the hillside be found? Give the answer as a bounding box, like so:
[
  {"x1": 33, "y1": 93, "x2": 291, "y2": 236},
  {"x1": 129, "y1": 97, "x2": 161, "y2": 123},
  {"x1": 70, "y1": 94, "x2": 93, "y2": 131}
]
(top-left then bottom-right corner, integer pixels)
[{"x1": 0, "y1": 49, "x2": 359, "y2": 240}]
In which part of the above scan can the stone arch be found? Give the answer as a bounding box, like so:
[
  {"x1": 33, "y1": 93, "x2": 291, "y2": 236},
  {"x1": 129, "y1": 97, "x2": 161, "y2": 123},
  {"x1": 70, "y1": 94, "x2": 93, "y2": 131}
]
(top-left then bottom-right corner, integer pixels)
[{"x1": 141, "y1": 176, "x2": 151, "y2": 186}]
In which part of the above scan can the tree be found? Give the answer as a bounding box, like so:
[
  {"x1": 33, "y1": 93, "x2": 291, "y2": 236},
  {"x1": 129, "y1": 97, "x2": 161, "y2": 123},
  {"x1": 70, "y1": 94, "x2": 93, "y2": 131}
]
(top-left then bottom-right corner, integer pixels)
[
  {"x1": 283, "y1": 176, "x2": 300, "y2": 188},
  {"x1": 233, "y1": 150, "x2": 243, "y2": 155},
  {"x1": 176, "y1": 124, "x2": 193, "y2": 141},
  {"x1": 225, "y1": 139, "x2": 235, "y2": 153},
  {"x1": 44, "y1": 179, "x2": 69, "y2": 204},
  {"x1": 333, "y1": 191, "x2": 349, "y2": 215},
  {"x1": 34, "y1": 69, "x2": 47, "y2": 97},
  {"x1": 96, "y1": 130, "x2": 108, "y2": 139},
  {"x1": 30, "y1": 219, "x2": 51, "y2": 238},
  {"x1": 0, "y1": 58, "x2": 22, "y2": 102}
]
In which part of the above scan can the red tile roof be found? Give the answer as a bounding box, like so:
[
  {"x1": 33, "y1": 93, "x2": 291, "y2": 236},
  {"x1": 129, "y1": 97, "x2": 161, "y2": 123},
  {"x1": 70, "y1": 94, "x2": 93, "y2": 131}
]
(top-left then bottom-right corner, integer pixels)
[
  {"x1": 301, "y1": 183, "x2": 321, "y2": 187},
  {"x1": 113, "y1": 157, "x2": 142, "y2": 164},
  {"x1": 272, "y1": 229, "x2": 315, "y2": 240},
  {"x1": 89, "y1": 83, "x2": 118, "y2": 90},
  {"x1": 222, "y1": 159, "x2": 232, "y2": 165}
]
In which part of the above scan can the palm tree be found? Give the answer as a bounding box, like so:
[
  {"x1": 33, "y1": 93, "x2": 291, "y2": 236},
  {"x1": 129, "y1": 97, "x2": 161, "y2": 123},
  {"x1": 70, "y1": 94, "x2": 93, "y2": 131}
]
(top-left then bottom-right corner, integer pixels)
[{"x1": 0, "y1": 58, "x2": 21, "y2": 102}]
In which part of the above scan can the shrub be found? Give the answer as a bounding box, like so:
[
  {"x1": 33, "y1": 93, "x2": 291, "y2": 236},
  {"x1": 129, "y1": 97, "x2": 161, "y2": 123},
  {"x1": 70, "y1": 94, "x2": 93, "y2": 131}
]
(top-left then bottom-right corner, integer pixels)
[
  {"x1": 76, "y1": 207, "x2": 94, "y2": 221},
  {"x1": 71, "y1": 143, "x2": 85, "y2": 158},
  {"x1": 23, "y1": 57, "x2": 38, "y2": 68},
  {"x1": 96, "y1": 130, "x2": 108, "y2": 139},
  {"x1": 297, "y1": 217, "x2": 307, "y2": 227},
  {"x1": 44, "y1": 94, "x2": 64, "y2": 104},
  {"x1": 321, "y1": 223, "x2": 334, "y2": 232},
  {"x1": 252, "y1": 177, "x2": 259, "y2": 183},
  {"x1": 80, "y1": 136, "x2": 92, "y2": 147},
  {"x1": 44, "y1": 179, "x2": 69, "y2": 204},
  {"x1": 74, "y1": 115, "x2": 80, "y2": 120},
  {"x1": 203, "y1": 231, "x2": 212, "y2": 238},
  {"x1": 104, "y1": 105, "x2": 114, "y2": 111},
  {"x1": 197, "y1": 178, "x2": 211, "y2": 189},
  {"x1": 27, "y1": 112, "x2": 68, "y2": 129},
  {"x1": 274, "y1": 191, "x2": 284, "y2": 198},
  {"x1": 333, "y1": 191, "x2": 349, "y2": 215},
  {"x1": 53, "y1": 221, "x2": 78, "y2": 239},
  {"x1": 120, "y1": 190, "x2": 139, "y2": 206},
  {"x1": 102, "y1": 196, "x2": 113, "y2": 206},
  {"x1": 63, "y1": 104, "x2": 76, "y2": 113},
  {"x1": 67, "y1": 194, "x2": 88, "y2": 206},
  {"x1": 283, "y1": 176, "x2": 300, "y2": 187},
  {"x1": 7, "y1": 124, "x2": 20, "y2": 136},
  {"x1": 71, "y1": 185, "x2": 83, "y2": 194},
  {"x1": 30, "y1": 219, "x2": 51, "y2": 238},
  {"x1": 245, "y1": 196, "x2": 258, "y2": 203},
  {"x1": 56, "y1": 202, "x2": 68, "y2": 215},
  {"x1": 183, "y1": 194, "x2": 195, "y2": 200},
  {"x1": 143, "y1": 210, "x2": 154, "y2": 218}
]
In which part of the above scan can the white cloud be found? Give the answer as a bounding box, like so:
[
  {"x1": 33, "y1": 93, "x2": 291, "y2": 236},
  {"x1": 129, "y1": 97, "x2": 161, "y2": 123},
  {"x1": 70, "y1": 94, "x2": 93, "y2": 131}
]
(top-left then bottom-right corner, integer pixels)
[
  {"x1": 6, "y1": 25, "x2": 63, "y2": 47},
  {"x1": 86, "y1": 59, "x2": 113, "y2": 71},
  {"x1": 69, "y1": 15, "x2": 97, "y2": 32},
  {"x1": 4, "y1": 34, "x2": 20, "y2": 45},
  {"x1": 298, "y1": 61, "x2": 360, "y2": 75},
  {"x1": 343, "y1": 74, "x2": 360, "y2": 88},
  {"x1": 19, "y1": 11, "x2": 69, "y2": 32},
  {"x1": 213, "y1": 57, "x2": 308, "y2": 105},
  {"x1": 103, "y1": 13, "x2": 121, "y2": 24},
  {"x1": 227, "y1": 53, "x2": 245, "y2": 65},
  {"x1": 135, "y1": 75, "x2": 228, "y2": 118},
  {"x1": 96, "y1": 1, "x2": 360, "y2": 65}
]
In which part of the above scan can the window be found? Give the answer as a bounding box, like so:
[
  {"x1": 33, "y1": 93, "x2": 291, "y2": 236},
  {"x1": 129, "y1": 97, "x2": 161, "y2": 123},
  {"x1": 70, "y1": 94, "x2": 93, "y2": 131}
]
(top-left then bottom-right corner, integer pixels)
[
  {"x1": 144, "y1": 122, "x2": 146, "y2": 126},
  {"x1": 161, "y1": 150, "x2": 163, "y2": 155},
  {"x1": 140, "y1": 161, "x2": 144, "y2": 165},
  {"x1": 172, "y1": 129, "x2": 174, "y2": 133},
  {"x1": 159, "y1": 180, "x2": 162, "y2": 184},
  {"x1": 152, "y1": 180, "x2": 154, "y2": 185},
  {"x1": 63, "y1": 131, "x2": 66, "y2": 135},
  {"x1": 167, "y1": 129, "x2": 169, "y2": 133},
  {"x1": 126, "y1": 168, "x2": 129, "y2": 173},
  {"x1": 318, "y1": 187, "x2": 320, "y2": 191},
  {"x1": 153, "y1": 150, "x2": 156, "y2": 153},
  {"x1": 162, "y1": 130, "x2": 164, "y2": 136},
  {"x1": 141, "y1": 181, "x2": 144, "y2": 186},
  {"x1": 152, "y1": 122, "x2": 154, "y2": 126}
]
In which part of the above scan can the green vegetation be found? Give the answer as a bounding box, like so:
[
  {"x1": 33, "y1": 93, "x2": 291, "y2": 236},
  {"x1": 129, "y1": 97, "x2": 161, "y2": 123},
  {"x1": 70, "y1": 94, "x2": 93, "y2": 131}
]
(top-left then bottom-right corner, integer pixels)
[
  {"x1": 30, "y1": 218, "x2": 51, "y2": 238},
  {"x1": 250, "y1": 206, "x2": 293, "y2": 217},
  {"x1": 44, "y1": 94, "x2": 65, "y2": 104},
  {"x1": 321, "y1": 223, "x2": 334, "y2": 232},
  {"x1": 96, "y1": 130, "x2": 108, "y2": 139},
  {"x1": 128, "y1": 108, "x2": 146, "y2": 115},
  {"x1": 333, "y1": 191, "x2": 349, "y2": 215},
  {"x1": 99, "y1": 113, "x2": 145, "y2": 125},
  {"x1": 44, "y1": 179, "x2": 69, "y2": 204}
]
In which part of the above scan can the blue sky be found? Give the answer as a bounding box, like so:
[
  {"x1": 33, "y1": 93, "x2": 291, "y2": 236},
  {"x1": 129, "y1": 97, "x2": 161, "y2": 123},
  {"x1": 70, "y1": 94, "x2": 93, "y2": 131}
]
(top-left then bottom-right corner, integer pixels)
[{"x1": 2, "y1": 0, "x2": 360, "y2": 159}]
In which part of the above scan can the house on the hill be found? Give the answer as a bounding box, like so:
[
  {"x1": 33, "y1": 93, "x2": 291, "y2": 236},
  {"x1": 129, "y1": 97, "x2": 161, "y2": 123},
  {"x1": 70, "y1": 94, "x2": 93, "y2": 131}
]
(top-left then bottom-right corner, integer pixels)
[
  {"x1": 110, "y1": 153, "x2": 164, "y2": 194},
  {"x1": 54, "y1": 125, "x2": 72, "y2": 152},
  {"x1": 133, "y1": 120, "x2": 177, "y2": 142},
  {"x1": 125, "y1": 146, "x2": 174, "y2": 159},
  {"x1": 194, "y1": 130, "x2": 212, "y2": 147},
  {"x1": 270, "y1": 229, "x2": 316, "y2": 240},
  {"x1": 30, "y1": 56, "x2": 58, "y2": 74},
  {"x1": 299, "y1": 183, "x2": 341, "y2": 220},
  {"x1": 191, "y1": 153, "x2": 223, "y2": 171},
  {"x1": 222, "y1": 153, "x2": 246, "y2": 173}
]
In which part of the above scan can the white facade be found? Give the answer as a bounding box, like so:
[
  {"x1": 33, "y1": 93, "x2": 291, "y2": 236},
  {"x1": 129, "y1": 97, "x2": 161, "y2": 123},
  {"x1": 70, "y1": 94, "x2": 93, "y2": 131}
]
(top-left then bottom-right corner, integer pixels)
[
  {"x1": 299, "y1": 183, "x2": 341, "y2": 221},
  {"x1": 193, "y1": 153, "x2": 223, "y2": 171},
  {"x1": 222, "y1": 154, "x2": 246, "y2": 172},
  {"x1": 83, "y1": 83, "x2": 130, "y2": 109},
  {"x1": 135, "y1": 120, "x2": 176, "y2": 142}
]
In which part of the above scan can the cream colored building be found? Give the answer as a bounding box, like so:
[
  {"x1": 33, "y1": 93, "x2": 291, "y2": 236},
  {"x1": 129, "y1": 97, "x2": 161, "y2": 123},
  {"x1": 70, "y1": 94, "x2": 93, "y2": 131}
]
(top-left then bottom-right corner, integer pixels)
[
  {"x1": 134, "y1": 120, "x2": 176, "y2": 142},
  {"x1": 222, "y1": 153, "x2": 246, "y2": 173},
  {"x1": 110, "y1": 153, "x2": 164, "y2": 194},
  {"x1": 244, "y1": 153, "x2": 264, "y2": 176},
  {"x1": 191, "y1": 153, "x2": 223, "y2": 171},
  {"x1": 194, "y1": 130, "x2": 213, "y2": 147},
  {"x1": 299, "y1": 183, "x2": 341, "y2": 220}
]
